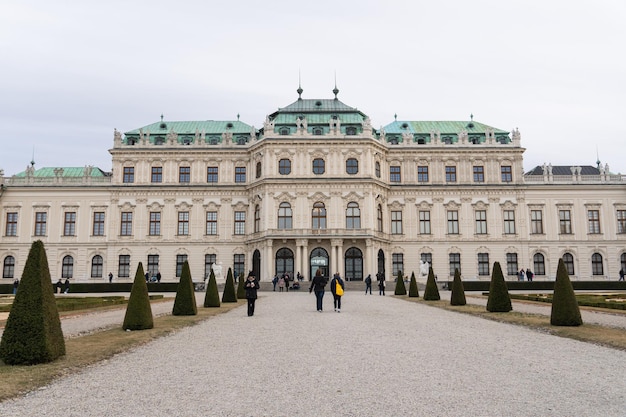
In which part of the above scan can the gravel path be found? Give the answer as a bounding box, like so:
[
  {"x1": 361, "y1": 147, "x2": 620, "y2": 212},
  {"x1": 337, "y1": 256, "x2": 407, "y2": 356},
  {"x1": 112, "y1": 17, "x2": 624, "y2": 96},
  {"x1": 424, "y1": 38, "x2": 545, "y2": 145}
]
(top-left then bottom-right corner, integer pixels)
[{"x1": 1, "y1": 292, "x2": 626, "y2": 416}]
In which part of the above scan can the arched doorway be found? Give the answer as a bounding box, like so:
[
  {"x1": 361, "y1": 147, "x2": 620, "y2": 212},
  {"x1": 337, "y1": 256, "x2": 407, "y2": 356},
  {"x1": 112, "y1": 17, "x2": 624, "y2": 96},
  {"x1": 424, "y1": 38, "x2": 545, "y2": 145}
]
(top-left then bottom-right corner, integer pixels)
[
  {"x1": 275, "y1": 248, "x2": 294, "y2": 278},
  {"x1": 377, "y1": 249, "x2": 385, "y2": 280},
  {"x1": 345, "y1": 247, "x2": 363, "y2": 281},
  {"x1": 310, "y1": 247, "x2": 329, "y2": 280},
  {"x1": 253, "y1": 249, "x2": 261, "y2": 280}
]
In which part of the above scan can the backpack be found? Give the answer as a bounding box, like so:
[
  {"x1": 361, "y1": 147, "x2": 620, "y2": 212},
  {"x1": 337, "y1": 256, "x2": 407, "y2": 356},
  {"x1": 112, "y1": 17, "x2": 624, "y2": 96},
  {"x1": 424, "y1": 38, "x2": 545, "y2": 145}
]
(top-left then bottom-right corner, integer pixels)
[{"x1": 335, "y1": 280, "x2": 344, "y2": 296}]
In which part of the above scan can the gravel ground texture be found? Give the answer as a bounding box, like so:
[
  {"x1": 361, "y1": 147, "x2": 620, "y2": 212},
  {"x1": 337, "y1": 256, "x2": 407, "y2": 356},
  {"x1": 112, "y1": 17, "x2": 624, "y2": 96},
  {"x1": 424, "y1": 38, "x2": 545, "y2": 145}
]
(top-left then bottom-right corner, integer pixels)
[{"x1": 1, "y1": 291, "x2": 626, "y2": 416}]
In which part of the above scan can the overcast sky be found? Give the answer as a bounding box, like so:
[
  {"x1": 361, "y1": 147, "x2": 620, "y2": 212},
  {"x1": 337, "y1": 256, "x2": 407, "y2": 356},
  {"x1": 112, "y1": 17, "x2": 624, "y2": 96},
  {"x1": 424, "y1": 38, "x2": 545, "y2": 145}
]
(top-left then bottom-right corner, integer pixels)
[{"x1": 2, "y1": 0, "x2": 625, "y2": 176}]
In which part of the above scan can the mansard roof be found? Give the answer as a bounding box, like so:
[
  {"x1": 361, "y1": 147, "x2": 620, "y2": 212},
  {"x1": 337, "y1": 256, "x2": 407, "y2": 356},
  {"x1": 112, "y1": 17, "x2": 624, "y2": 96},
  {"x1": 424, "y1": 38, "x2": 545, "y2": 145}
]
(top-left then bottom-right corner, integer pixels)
[
  {"x1": 124, "y1": 120, "x2": 253, "y2": 136},
  {"x1": 525, "y1": 165, "x2": 601, "y2": 176},
  {"x1": 383, "y1": 120, "x2": 509, "y2": 135},
  {"x1": 14, "y1": 166, "x2": 109, "y2": 178},
  {"x1": 268, "y1": 98, "x2": 369, "y2": 124}
]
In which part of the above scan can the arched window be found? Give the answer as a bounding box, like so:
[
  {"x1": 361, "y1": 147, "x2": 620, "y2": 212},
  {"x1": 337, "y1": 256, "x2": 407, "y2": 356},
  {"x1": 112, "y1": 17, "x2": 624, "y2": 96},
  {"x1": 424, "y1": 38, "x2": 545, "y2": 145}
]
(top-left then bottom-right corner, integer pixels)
[
  {"x1": 533, "y1": 253, "x2": 545, "y2": 276},
  {"x1": 592, "y1": 253, "x2": 604, "y2": 276},
  {"x1": 562, "y1": 253, "x2": 575, "y2": 276},
  {"x1": 375, "y1": 161, "x2": 381, "y2": 178},
  {"x1": 312, "y1": 202, "x2": 326, "y2": 229},
  {"x1": 254, "y1": 205, "x2": 261, "y2": 233},
  {"x1": 279, "y1": 127, "x2": 290, "y2": 135},
  {"x1": 91, "y1": 255, "x2": 103, "y2": 278},
  {"x1": 256, "y1": 162, "x2": 262, "y2": 179},
  {"x1": 377, "y1": 204, "x2": 383, "y2": 232},
  {"x1": 278, "y1": 202, "x2": 292, "y2": 229},
  {"x1": 346, "y1": 202, "x2": 361, "y2": 229},
  {"x1": 345, "y1": 247, "x2": 363, "y2": 281},
  {"x1": 3, "y1": 256, "x2": 15, "y2": 278},
  {"x1": 62, "y1": 255, "x2": 74, "y2": 279},
  {"x1": 275, "y1": 248, "x2": 294, "y2": 278}
]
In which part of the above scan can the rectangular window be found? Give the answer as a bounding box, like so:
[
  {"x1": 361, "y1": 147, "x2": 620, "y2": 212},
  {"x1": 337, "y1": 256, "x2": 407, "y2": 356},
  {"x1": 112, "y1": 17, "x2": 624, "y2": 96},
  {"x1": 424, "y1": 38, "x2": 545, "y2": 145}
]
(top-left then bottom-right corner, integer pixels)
[
  {"x1": 478, "y1": 253, "x2": 490, "y2": 276},
  {"x1": 392, "y1": 253, "x2": 404, "y2": 277},
  {"x1": 506, "y1": 253, "x2": 518, "y2": 276},
  {"x1": 449, "y1": 253, "x2": 461, "y2": 276},
  {"x1": 120, "y1": 212, "x2": 133, "y2": 236},
  {"x1": 151, "y1": 167, "x2": 162, "y2": 183},
  {"x1": 390, "y1": 166, "x2": 401, "y2": 183},
  {"x1": 501, "y1": 166, "x2": 512, "y2": 183},
  {"x1": 123, "y1": 167, "x2": 134, "y2": 183},
  {"x1": 206, "y1": 211, "x2": 217, "y2": 235},
  {"x1": 618, "y1": 210, "x2": 626, "y2": 234},
  {"x1": 176, "y1": 254, "x2": 188, "y2": 277},
  {"x1": 179, "y1": 166, "x2": 190, "y2": 183},
  {"x1": 205, "y1": 254, "x2": 216, "y2": 280},
  {"x1": 419, "y1": 210, "x2": 431, "y2": 234},
  {"x1": 5, "y1": 212, "x2": 17, "y2": 236},
  {"x1": 530, "y1": 210, "x2": 544, "y2": 234},
  {"x1": 447, "y1": 210, "x2": 459, "y2": 234},
  {"x1": 503, "y1": 210, "x2": 516, "y2": 234},
  {"x1": 475, "y1": 210, "x2": 487, "y2": 234},
  {"x1": 118, "y1": 255, "x2": 130, "y2": 278},
  {"x1": 207, "y1": 166, "x2": 218, "y2": 183},
  {"x1": 63, "y1": 212, "x2": 76, "y2": 236},
  {"x1": 391, "y1": 210, "x2": 403, "y2": 234},
  {"x1": 147, "y1": 255, "x2": 159, "y2": 277},
  {"x1": 417, "y1": 166, "x2": 429, "y2": 183},
  {"x1": 559, "y1": 210, "x2": 572, "y2": 234},
  {"x1": 235, "y1": 167, "x2": 246, "y2": 183},
  {"x1": 445, "y1": 166, "x2": 457, "y2": 183},
  {"x1": 254, "y1": 207, "x2": 261, "y2": 233},
  {"x1": 149, "y1": 212, "x2": 161, "y2": 236},
  {"x1": 234, "y1": 211, "x2": 246, "y2": 235},
  {"x1": 233, "y1": 254, "x2": 245, "y2": 279},
  {"x1": 34, "y1": 212, "x2": 47, "y2": 236},
  {"x1": 92, "y1": 212, "x2": 105, "y2": 236},
  {"x1": 178, "y1": 211, "x2": 190, "y2": 235},
  {"x1": 588, "y1": 210, "x2": 601, "y2": 234},
  {"x1": 473, "y1": 166, "x2": 484, "y2": 183}
]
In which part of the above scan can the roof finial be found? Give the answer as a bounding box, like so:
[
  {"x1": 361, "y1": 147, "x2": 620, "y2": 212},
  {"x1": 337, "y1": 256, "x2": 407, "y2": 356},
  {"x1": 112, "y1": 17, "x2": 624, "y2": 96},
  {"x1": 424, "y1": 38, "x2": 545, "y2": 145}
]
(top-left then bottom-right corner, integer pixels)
[
  {"x1": 160, "y1": 114, "x2": 164, "y2": 122},
  {"x1": 394, "y1": 113, "x2": 397, "y2": 121},
  {"x1": 31, "y1": 146, "x2": 35, "y2": 167},
  {"x1": 470, "y1": 113, "x2": 474, "y2": 121},
  {"x1": 237, "y1": 113, "x2": 240, "y2": 121},
  {"x1": 596, "y1": 146, "x2": 601, "y2": 169},
  {"x1": 297, "y1": 70, "x2": 303, "y2": 100},
  {"x1": 333, "y1": 71, "x2": 339, "y2": 100}
]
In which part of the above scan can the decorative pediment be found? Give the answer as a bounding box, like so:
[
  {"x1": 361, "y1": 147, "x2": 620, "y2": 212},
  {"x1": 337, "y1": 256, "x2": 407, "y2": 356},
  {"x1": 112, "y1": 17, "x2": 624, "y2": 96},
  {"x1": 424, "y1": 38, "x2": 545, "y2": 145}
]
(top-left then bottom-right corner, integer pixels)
[
  {"x1": 417, "y1": 200, "x2": 433, "y2": 210},
  {"x1": 444, "y1": 199, "x2": 461, "y2": 210},
  {"x1": 309, "y1": 191, "x2": 330, "y2": 201},
  {"x1": 342, "y1": 191, "x2": 363, "y2": 202},
  {"x1": 471, "y1": 200, "x2": 489, "y2": 210},
  {"x1": 499, "y1": 200, "x2": 517, "y2": 209},
  {"x1": 388, "y1": 200, "x2": 404, "y2": 210}
]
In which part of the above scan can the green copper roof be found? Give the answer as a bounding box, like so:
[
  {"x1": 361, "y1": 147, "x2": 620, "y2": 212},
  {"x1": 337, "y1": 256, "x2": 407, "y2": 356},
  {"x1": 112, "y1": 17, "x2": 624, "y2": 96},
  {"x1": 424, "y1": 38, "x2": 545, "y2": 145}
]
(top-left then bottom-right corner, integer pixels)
[
  {"x1": 124, "y1": 120, "x2": 253, "y2": 136},
  {"x1": 271, "y1": 113, "x2": 365, "y2": 124},
  {"x1": 14, "y1": 167, "x2": 108, "y2": 178},
  {"x1": 383, "y1": 120, "x2": 508, "y2": 135},
  {"x1": 273, "y1": 98, "x2": 364, "y2": 114}
]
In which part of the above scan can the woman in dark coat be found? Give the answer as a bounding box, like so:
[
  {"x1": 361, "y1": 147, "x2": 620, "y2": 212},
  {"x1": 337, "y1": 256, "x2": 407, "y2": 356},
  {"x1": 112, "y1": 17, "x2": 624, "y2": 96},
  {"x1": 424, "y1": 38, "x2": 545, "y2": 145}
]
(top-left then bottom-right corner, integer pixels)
[
  {"x1": 244, "y1": 271, "x2": 260, "y2": 316},
  {"x1": 309, "y1": 269, "x2": 327, "y2": 312}
]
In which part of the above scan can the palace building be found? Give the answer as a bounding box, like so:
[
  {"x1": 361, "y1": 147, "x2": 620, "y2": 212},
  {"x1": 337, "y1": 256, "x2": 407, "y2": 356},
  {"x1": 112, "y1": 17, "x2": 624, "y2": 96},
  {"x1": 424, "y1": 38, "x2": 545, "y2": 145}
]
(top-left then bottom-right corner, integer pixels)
[{"x1": 1, "y1": 87, "x2": 625, "y2": 283}]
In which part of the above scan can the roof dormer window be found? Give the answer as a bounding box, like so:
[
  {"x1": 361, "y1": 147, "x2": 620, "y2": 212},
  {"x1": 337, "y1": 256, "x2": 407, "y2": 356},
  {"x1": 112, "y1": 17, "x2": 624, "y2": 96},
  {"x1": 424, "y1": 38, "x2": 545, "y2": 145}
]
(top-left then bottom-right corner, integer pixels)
[{"x1": 280, "y1": 127, "x2": 290, "y2": 135}]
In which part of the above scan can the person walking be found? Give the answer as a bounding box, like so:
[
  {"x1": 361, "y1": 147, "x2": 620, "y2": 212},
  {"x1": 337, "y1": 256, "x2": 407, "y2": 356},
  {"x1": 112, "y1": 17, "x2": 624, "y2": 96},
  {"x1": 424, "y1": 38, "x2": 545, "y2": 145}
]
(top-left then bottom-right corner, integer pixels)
[
  {"x1": 63, "y1": 278, "x2": 70, "y2": 294},
  {"x1": 619, "y1": 268, "x2": 625, "y2": 281},
  {"x1": 156, "y1": 271, "x2": 162, "y2": 283},
  {"x1": 330, "y1": 273, "x2": 345, "y2": 313},
  {"x1": 244, "y1": 271, "x2": 260, "y2": 317},
  {"x1": 377, "y1": 273, "x2": 386, "y2": 296},
  {"x1": 108, "y1": 272, "x2": 113, "y2": 283},
  {"x1": 272, "y1": 274, "x2": 278, "y2": 291},
  {"x1": 12, "y1": 278, "x2": 19, "y2": 295},
  {"x1": 309, "y1": 269, "x2": 327, "y2": 312},
  {"x1": 518, "y1": 269, "x2": 525, "y2": 281},
  {"x1": 364, "y1": 274, "x2": 372, "y2": 295},
  {"x1": 278, "y1": 275, "x2": 285, "y2": 292},
  {"x1": 526, "y1": 268, "x2": 534, "y2": 282}
]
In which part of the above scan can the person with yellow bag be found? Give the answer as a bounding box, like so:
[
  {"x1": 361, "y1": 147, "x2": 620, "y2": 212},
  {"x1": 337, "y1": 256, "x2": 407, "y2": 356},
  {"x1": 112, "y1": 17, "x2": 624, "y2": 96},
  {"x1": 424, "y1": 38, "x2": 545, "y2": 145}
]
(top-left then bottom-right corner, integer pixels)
[{"x1": 330, "y1": 273, "x2": 345, "y2": 313}]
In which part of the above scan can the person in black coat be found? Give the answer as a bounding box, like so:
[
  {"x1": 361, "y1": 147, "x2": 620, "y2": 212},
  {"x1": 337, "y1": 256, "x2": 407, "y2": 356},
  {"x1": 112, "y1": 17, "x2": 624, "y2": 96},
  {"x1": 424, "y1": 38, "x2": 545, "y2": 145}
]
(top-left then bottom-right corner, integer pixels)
[
  {"x1": 309, "y1": 269, "x2": 327, "y2": 312},
  {"x1": 244, "y1": 271, "x2": 260, "y2": 316}
]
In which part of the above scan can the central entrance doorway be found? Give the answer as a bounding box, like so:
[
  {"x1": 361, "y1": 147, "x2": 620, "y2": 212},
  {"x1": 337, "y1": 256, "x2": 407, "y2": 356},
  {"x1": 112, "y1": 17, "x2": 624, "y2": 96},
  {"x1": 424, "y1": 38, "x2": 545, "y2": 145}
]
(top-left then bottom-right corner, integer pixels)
[{"x1": 310, "y1": 247, "x2": 329, "y2": 280}]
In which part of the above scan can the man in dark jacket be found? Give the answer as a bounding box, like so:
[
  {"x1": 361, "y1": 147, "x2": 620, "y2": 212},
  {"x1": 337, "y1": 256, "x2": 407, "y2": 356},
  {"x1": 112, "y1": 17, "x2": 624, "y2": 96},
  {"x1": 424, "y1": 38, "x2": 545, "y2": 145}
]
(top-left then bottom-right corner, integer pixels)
[
  {"x1": 244, "y1": 271, "x2": 260, "y2": 316},
  {"x1": 309, "y1": 269, "x2": 327, "y2": 312}
]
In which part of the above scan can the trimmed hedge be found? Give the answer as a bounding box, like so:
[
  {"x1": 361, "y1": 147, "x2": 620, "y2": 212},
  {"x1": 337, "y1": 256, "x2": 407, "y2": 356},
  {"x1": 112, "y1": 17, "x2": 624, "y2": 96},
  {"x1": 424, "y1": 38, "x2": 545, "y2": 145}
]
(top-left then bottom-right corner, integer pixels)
[
  {"x1": 172, "y1": 260, "x2": 198, "y2": 316},
  {"x1": 394, "y1": 270, "x2": 407, "y2": 296},
  {"x1": 237, "y1": 272, "x2": 246, "y2": 299},
  {"x1": 204, "y1": 269, "x2": 220, "y2": 308},
  {"x1": 221, "y1": 267, "x2": 237, "y2": 303},
  {"x1": 122, "y1": 262, "x2": 154, "y2": 330},
  {"x1": 423, "y1": 267, "x2": 440, "y2": 301},
  {"x1": 408, "y1": 272, "x2": 419, "y2": 298},
  {"x1": 486, "y1": 262, "x2": 512, "y2": 312},
  {"x1": 0, "y1": 240, "x2": 66, "y2": 365},
  {"x1": 450, "y1": 268, "x2": 466, "y2": 306},
  {"x1": 550, "y1": 258, "x2": 583, "y2": 326}
]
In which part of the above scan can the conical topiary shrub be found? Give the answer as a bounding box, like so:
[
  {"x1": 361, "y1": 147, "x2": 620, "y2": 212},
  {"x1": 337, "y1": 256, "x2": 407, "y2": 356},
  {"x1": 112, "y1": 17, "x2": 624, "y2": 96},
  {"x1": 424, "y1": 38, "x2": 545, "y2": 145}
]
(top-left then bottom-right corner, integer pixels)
[
  {"x1": 0, "y1": 240, "x2": 65, "y2": 365},
  {"x1": 486, "y1": 261, "x2": 512, "y2": 312},
  {"x1": 408, "y1": 271, "x2": 419, "y2": 298},
  {"x1": 394, "y1": 270, "x2": 407, "y2": 295},
  {"x1": 203, "y1": 269, "x2": 220, "y2": 308},
  {"x1": 423, "y1": 267, "x2": 440, "y2": 301},
  {"x1": 450, "y1": 268, "x2": 466, "y2": 306},
  {"x1": 221, "y1": 267, "x2": 237, "y2": 303},
  {"x1": 550, "y1": 258, "x2": 583, "y2": 326},
  {"x1": 173, "y1": 260, "x2": 198, "y2": 316},
  {"x1": 123, "y1": 262, "x2": 154, "y2": 330},
  {"x1": 237, "y1": 272, "x2": 246, "y2": 299}
]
